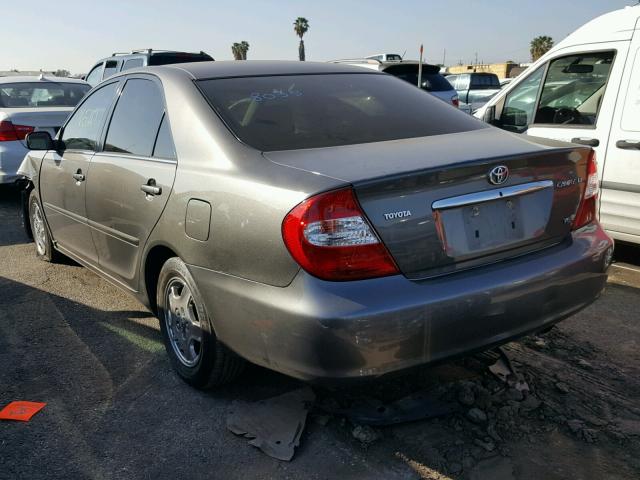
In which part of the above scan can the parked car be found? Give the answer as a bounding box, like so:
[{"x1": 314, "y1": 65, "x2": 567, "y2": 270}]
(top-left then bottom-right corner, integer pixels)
[
  {"x1": 445, "y1": 72, "x2": 501, "y2": 113},
  {"x1": 84, "y1": 49, "x2": 214, "y2": 87},
  {"x1": 20, "y1": 61, "x2": 612, "y2": 389},
  {"x1": 331, "y1": 59, "x2": 459, "y2": 107},
  {"x1": 475, "y1": 5, "x2": 640, "y2": 246},
  {"x1": 0, "y1": 76, "x2": 89, "y2": 184}
]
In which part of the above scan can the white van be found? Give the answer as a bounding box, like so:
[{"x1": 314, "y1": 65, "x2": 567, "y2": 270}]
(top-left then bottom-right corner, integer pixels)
[{"x1": 475, "y1": 5, "x2": 640, "y2": 245}]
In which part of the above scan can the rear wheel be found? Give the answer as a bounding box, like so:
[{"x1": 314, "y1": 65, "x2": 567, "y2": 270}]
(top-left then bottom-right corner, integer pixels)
[
  {"x1": 29, "y1": 190, "x2": 60, "y2": 262},
  {"x1": 157, "y1": 257, "x2": 244, "y2": 389}
]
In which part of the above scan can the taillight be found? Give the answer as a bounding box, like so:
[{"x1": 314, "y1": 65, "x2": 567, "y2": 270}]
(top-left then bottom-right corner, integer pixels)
[
  {"x1": 0, "y1": 120, "x2": 34, "y2": 142},
  {"x1": 572, "y1": 151, "x2": 599, "y2": 230},
  {"x1": 452, "y1": 95, "x2": 459, "y2": 108},
  {"x1": 282, "y1": 187, "x2": 399, "y2": 281}
]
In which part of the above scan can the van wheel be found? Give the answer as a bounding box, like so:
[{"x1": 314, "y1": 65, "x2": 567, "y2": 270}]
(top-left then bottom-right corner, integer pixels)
[
  {"x1": 157, "y1": 257, "x2": 244, "y2": 389},
  {"x1": 29, "y1": 190, "x2": 60, "y2": 262}
]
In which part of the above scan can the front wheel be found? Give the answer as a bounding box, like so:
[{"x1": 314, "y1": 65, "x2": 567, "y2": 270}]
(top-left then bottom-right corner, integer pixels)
[
  {"x1": 29, "y1": 190, "x2": 60, "y2": 262},
  {"x1": 157, "y1": 257, "x2": 244, "y2": 389}
]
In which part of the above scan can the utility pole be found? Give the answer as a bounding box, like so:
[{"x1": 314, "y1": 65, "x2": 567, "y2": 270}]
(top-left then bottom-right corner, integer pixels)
[{"x1": 442, "y1": 48, "x2": 446, "y2": 66}]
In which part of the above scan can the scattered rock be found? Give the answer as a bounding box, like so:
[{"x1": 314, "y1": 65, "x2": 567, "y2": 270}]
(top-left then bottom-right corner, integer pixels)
[
  {"x1": 520, "y1": 395, "x2": 541, "y2": 412},
  {"x1": 582, "y1": 428, "x2": 598, "y2": 443},
  {"x1": 567, "y1": 419, "x2": 584, "y2": 434},
  {"x1": 458, "y1": 386, "x2": 476, "y2": 406},
  {"x1": 555, "y1": 382, "x2": 570, "y2": 394},
  {"x1": 505, "y1": 388, "x2": 524, "y2": 402},
  {"x1": 487, "y1": 423, "x2": 503, "y2": 443},
  {"x1": 577, "y1": 359, "x2": 594, "y2": 370},
  {"x1": 467, "y1": 408, "x2": 488, "y2": 424},
  {"x1": 532, "y1": 337, "x2": 548, "y2": 349},
  {"x1": 351, "y1": 424, "x2": 381, "y2": 444},
  {"x1": 473, "y1": 438, "x2": 496, "y2": 452}
]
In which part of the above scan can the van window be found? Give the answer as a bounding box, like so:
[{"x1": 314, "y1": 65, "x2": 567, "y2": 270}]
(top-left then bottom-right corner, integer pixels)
[
  {"x1": 533, "y1": 51, "x2": 614, "y2": 126},
  {"x1": 499, "y1": 65, "x2": 545, "y2": 132},
  {"x1": 85, "y1": 64, "x2": 103, "y2": 87},
  {"x1": 622, "y1": 48, "x2": 640, "y2": 132},
  {"x1": 104, "y1": 79, "x2": 165, "y2": 156},
  {"x1": 122, "y1": 58, "x2": 144, "y2": 71},
  {"x1": 103, "y1": 60, "x2": 119, "y2": 80}
]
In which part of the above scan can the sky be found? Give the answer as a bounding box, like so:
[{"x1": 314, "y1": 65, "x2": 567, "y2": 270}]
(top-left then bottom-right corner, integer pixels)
[{"x1": 1, "y1": 0, "x2": 635, "y2": 73}]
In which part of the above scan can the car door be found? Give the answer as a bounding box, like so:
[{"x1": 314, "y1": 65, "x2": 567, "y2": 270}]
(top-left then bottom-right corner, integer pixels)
[
  {"x1": 600, "y1": 35, "x2": 640, "y2": 242},
  {"x1": 39, "y1": 81, "x2": 119, "y2": 263},
  {"x1": 504, "y1": 44, "x2": 628, "y2": 162},
  {"x1": 85, "y1": 75, "x2": 177, "y2": 290}
]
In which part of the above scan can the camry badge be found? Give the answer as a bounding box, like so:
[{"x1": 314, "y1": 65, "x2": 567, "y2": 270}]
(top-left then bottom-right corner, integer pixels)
[{"x1": 488, "y1": 165, "x2": 509, "y2": 185}]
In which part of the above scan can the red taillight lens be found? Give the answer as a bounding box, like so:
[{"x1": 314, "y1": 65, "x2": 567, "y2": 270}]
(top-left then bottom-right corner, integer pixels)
[
  {"x1": 452, "y1": 95, "x2": 459, "y2": 108},
  {"x1": 0, "y1": 120, "x2": 34, "y2": 142},
  {"x1": 282, "y1": 187, "x2": 399, "y2": 281},
  {"x1": 572, "y1": 151, "x2": 599, "y2": 230}
]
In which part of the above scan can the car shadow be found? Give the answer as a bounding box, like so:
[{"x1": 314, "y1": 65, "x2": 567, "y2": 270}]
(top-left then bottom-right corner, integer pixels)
[{"x1": 0, "y1": 184, "x2": 30, "y2": 247}]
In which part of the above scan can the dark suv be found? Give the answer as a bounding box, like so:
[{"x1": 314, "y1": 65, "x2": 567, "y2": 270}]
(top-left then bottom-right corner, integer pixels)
[{"x1": 84, "y1": 49, "x2": 214, "y2": 87}]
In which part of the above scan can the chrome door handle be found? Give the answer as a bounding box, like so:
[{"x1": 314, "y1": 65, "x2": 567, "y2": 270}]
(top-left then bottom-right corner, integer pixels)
[
  {"x1": 571, "y1": 137, "x2": 600, "y2": 147},
  {"x1": 141, "y1": 179, "x2": 162, "y2": 196},
  {"x1": 72, "y1": 170, "x2": 85, "y2": 182},
  {"x1": 616, "y1": 139, "x2": 640, "y2": 150}
]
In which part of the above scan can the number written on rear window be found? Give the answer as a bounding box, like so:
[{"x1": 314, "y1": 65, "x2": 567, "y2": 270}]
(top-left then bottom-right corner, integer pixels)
[
  {"x1": 61, "y1": 82, "x2": 118, "y2": 151},
  {"x1": 104, "y1": 78, "x2": 165, "y2": 157}
]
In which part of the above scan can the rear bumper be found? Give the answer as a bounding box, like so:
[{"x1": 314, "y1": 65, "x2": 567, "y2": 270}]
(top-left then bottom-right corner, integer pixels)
[
  {"x1": 189, "y1": 224, "x2": 613, "y2": 381},
  {"x1": 0, "y1": 142, "x2": 27, "y2": 184}
]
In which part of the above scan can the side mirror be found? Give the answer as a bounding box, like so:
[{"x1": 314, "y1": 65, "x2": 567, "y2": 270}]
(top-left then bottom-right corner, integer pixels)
[
  {"x1": 26, "y1": 131, "x2": 54, "y2": 150},
  {"x1": 482, "y1": 105, "x2": 496, "y2": 124}
]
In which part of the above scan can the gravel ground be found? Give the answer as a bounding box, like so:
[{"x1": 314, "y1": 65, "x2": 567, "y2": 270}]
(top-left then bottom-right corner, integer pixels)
[{"x1": 0, "y1": 184, "x2": 639, "y2": 480}]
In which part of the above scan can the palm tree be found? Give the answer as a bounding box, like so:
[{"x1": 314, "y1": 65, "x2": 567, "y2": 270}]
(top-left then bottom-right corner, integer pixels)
[
  {"x1": 231, "y1": 41, "x2": 250, "y2": 60},
  {"x1": 293, "y1": 17, "x2": 310, "y2": 61},
  {"x1": 530, "y1": 36, "x2": 554, "y2": 62}
]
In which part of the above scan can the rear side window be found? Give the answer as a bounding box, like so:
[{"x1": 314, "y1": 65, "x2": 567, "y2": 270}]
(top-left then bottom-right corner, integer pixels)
[
  {"x1": 470, "y1": 75, "x2": 500, "y2": 88},
  {"x1": 153, "y1": 115, "x2": 177, "y2": 159},
  {"x1": 198, "y1": 73, "x2": 485, "y2": 151},
  {"x1": 61, "y1": 82, "x2": 118, "y2": 150},
  {"x1": 148, "y1": 52, "x2": 213, "y2": 66},
  {"x1": 122, "y1": 58, "x2": 144, "y2": 71},
  {"x1": 103, "y1": 60, "x2": 119, "y2": 80},
  {"x1": 104, "y1": 78, "x2": 165, "y2": 156}
]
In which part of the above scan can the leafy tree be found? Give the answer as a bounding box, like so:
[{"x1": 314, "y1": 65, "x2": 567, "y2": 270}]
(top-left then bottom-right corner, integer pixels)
[
  {"x1": 231, "y1": 41, "x2": 250, "y2": 60},
  {"x1": 293, "y1": 17, "x2": 310, "y2": 61},
  {"x1": 530, "y1": 36, "x2": 554, "y2": 62},
  {"x1": 53, "y1": 69, "x2": 70, "y2": 77}
]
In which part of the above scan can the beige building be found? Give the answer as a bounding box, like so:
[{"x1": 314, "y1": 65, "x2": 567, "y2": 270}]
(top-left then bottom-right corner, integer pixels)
[{"x1": 447, "y1": 62, "x2": 526, "y2": 79}]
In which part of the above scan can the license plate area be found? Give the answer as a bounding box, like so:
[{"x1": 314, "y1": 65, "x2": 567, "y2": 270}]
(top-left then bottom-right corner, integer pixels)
[{"x1": 433, "y1": 182, "x2": 553, "y2": 258}]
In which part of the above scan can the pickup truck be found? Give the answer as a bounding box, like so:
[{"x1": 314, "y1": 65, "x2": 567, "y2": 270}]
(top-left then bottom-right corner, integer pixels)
[{"x1": 445, "y1": 72, "x2": 501, "y2": 113}]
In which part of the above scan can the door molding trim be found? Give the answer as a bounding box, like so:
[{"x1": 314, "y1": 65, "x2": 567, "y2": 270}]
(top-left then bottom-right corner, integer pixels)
[
  {"x1": 601, "y1": 181, "x2": 640, "y2": 194},
  {"x1": 87, "y1": 219, "x2": 140, "y2": 246}
]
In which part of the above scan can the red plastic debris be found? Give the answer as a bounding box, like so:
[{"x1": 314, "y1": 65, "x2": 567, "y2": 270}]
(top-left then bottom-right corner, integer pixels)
[{"x1": 0, "y1": 401, "x2": 46, "y2": 422}]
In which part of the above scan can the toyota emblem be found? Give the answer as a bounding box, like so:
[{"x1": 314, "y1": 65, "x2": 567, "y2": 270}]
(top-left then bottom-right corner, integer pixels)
[{"x1": 488, "y1": 165, "x2": 509, "y2": 185}]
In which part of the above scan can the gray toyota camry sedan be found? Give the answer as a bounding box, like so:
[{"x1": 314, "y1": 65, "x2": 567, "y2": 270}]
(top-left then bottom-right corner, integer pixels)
[{"x1": 21, "y1": 61, "x2": 613, "y2": 389}]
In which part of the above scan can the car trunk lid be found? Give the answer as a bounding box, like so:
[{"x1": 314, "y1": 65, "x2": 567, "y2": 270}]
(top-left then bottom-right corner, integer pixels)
[
  {"x1": 0, "y1": 108, "x2": 73, "y2": 146},
  {"x1": 266, "y1": 129, "x2": 591, "y2": 278}
]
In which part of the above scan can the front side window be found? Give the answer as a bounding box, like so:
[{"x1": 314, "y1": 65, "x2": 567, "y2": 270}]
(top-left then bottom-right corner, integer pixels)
[
  {"x1": 198, "y1": 73, "x2": 486, "y2": 151},
  {"x1": 533, "y1": 50, "x2": 614, "y2": 126},
  {"x1": 61, "y1": 82, "x2": 118, "y2": 150},
  {"x1": 85, "y1": 63, "x2": 103, "y2": 87},
  {"x1": 0, "y1": 82, "x2": 90, "y2": 108},
  {"x1": 104, "y1": 78, "x2": 165, "y2": 156},
  {"x1": 499, "y1": 65, "x2": 545, "y2": 132}
]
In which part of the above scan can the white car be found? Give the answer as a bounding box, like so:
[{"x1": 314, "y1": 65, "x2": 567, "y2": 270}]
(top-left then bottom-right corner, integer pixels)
[
  {"x1": 476, "y1": 5, "x2": 640, "y2": 245},
  {"x1": 0, "y1": 76, "x2": 89, "y2": 184}
]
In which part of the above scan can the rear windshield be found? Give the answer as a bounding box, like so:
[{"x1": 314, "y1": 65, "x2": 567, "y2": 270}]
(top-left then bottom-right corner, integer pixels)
[
  {"x1": 198, "y1": 73, "x2": 484, "y2": 151},
  {"x1": 470, "y1": 74, "x2": 500, "y2": 88},
  {"x1": 149, "y1": 53, "x2": 213, "y2": 66},
  {"x1": 0, "y1": 82, "x2": 90, "y2": 108}
]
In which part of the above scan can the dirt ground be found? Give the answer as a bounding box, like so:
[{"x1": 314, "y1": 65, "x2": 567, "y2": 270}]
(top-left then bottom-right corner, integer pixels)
[{"x1": 0, "y1": 183, "x2": 639, "y2": 480}]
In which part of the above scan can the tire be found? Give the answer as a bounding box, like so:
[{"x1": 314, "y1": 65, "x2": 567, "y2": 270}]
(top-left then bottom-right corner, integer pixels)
[
  {"x1": 157, "y1": 257, "x2": 244, "y2": 389},
  {"x1": 29, "y1": 190, "x2": 61, "y2": 263}
]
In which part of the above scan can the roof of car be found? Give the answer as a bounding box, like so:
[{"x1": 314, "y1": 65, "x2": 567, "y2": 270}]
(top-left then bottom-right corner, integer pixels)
[
  {"x1": 160, "y1": 60, "x2": 385, "y2": 79},
  {"x1": 0, "y1": 75, "x2": 88, "y2": 85}
]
